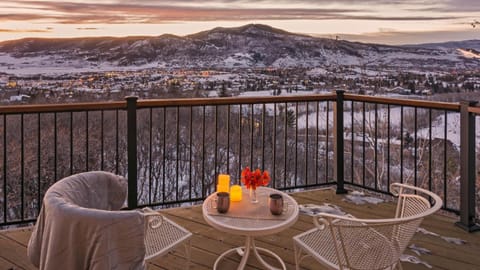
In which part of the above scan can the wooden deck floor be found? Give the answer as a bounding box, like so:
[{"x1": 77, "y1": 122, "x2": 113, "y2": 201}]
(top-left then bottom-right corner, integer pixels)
[{"x1": 1, "y1": 187, "x2": 480, "y2": 270}]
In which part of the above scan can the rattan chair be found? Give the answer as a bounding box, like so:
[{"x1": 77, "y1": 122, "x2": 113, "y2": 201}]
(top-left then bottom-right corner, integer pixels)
[
  {"x1": 27, "y1": 171, "x2": 192, "y2": 270},
  {"x1": 293, "y1": 183, "x2": 442, "y2": 270}
]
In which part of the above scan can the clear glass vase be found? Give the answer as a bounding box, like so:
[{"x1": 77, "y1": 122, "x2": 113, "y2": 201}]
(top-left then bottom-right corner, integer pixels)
[{"x1": 249, "y1": 186, "x2": 258, "y2": 203}]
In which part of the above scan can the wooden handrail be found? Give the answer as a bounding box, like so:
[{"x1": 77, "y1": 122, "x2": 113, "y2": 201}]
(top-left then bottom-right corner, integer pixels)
[
  {"x1": 344, "y1": 94, "x2": 460, "y2": 111},
  {"x1": 0, "y1": 101, "x2": 126, "y2": 114},
  {"x1": 469, "y1": 106, "x2": 480, "y2": 115},
  {"x1": 136, "y1": 94, "x2": 337, "y2": 108},
  {"x1": 0, "y1": 94, "x2": 465, "y2": 113}
]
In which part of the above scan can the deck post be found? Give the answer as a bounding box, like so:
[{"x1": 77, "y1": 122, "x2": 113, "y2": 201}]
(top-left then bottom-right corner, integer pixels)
[
  {"x1": 126, "y1": 96, "x2": 138, "y2": 209},
  {"x1": 334, "y1": 90, "x2": 347, "y2": 194},
  {"x1": 456, "y1": 100, "x2": 479, "y2": 232}
]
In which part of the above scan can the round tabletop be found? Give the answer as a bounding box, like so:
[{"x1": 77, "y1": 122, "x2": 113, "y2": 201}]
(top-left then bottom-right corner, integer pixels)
[{"x1": 202, "y1": 186, "x2": 299, "y2": 237}]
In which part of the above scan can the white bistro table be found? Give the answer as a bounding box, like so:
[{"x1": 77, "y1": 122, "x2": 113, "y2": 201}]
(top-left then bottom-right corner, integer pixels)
[{"x1": 202, "y1": 186, "x2": 299, "y2": 270}]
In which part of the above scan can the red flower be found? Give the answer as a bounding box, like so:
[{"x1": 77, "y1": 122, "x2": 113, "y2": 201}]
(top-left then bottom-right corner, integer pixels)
[{"x1": 241, "y1": 167, "x2": 270, "y2": 190}]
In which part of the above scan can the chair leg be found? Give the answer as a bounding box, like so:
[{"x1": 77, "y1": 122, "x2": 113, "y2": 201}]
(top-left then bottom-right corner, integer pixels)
[
  {"x1": 293, "y1": 242, "x2": 301, "y2": 270},
  {"x1": 184, "y1": 239, "x2": 192, "y2": 270}
]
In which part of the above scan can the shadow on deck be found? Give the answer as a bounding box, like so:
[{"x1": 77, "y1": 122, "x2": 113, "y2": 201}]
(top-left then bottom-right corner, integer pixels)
[{"x1": 1, "y1": 188, "x2": 479, "y2": 270}]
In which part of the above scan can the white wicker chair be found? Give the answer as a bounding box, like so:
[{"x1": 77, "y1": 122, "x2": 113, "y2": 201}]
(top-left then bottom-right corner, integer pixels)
[
  {"x1": 142, "y1": 207, "x2": 192, "y2": 266},
  {"x1": 27, "y1": 171, "x2": 192, "y2": 270},
  {"x1": 293, "y1": 183, "x2": 442, "y2": 270}
]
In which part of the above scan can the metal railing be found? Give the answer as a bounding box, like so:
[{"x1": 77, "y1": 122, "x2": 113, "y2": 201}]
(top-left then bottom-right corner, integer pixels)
[{"x1": 0, "y1": 92, "x2": 478, "y2": 231}]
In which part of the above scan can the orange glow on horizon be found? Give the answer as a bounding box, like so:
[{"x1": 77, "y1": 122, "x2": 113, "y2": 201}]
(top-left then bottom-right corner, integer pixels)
[{"x1": 0, "y1": 1, "x2": 478, "y2": 44}]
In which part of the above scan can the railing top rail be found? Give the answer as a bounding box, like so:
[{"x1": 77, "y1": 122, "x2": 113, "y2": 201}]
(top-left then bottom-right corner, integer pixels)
[
  {"x1": 136, "y1": 94, "x2": 337, "y2": 108},
  {"x1": 469, "y1": 106, "x2": 480, "y2": 115},
  {"x1": 0, "y1": 101, "x2": 126, "y2": 114},
  {"x1": 344, "y1": 93, "x2": 460, "y2": 111},
  {"x1": 0, "y1": 93, "x2": 466, "y2": 114}
]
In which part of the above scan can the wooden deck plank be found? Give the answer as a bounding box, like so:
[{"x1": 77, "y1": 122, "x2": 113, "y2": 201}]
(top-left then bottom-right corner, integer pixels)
[
  {"x1": 0, "y1": 233, "x2": 36, "y2": 270},
  {"x1": 1, "y1": 188, "x2": 479, "y2": 270},
  {"x1": 0, "y1": 257, "x2": 18, "y2": 270}
]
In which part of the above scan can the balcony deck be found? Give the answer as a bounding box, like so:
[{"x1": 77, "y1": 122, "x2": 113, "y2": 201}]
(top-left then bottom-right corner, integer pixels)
[{"x1": 1, "y1": 188, "x2": 479, "y2": 270}]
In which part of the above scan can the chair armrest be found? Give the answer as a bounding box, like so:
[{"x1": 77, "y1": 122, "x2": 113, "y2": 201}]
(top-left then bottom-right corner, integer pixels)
[
  {"x1": 313, "y1": 213, "x2": 356, "y2": 230},
  {"x1": 141, "y1": 207, "x2": 164, "y2": 229},
  {"x1": 313, "y1": 216, "x2": 329, "y2": 230}
]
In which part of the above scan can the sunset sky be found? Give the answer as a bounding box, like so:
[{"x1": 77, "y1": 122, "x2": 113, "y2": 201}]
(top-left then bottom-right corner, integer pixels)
[{"x1": 1, "y1": 0, "x2": 479, "y2": 44}]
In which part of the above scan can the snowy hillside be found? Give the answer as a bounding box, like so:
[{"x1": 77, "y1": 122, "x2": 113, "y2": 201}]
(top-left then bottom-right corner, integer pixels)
[{"x1": 0, "y1": 24, "x2": 478, "y2": 75}]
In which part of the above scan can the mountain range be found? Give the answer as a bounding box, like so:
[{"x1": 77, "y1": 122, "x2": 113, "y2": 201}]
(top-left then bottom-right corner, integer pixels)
[{"x1": 0, "y1": 24, "x2": 479, "y2": 75}]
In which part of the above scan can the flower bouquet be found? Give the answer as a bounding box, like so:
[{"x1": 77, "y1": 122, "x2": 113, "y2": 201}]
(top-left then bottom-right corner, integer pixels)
[{"x1": 241, "y1": 167, "x2": 270, "y2": 203}]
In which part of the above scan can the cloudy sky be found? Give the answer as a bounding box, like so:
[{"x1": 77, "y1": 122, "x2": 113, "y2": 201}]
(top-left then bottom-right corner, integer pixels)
[{"x1": 1, "y1": 0, "x2": 479, "y2": 44}]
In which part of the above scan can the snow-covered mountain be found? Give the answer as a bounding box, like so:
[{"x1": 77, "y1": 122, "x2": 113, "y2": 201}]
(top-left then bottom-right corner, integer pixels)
[{"x1": 0, "y1": 24, "x2": 478, "y2": 75}]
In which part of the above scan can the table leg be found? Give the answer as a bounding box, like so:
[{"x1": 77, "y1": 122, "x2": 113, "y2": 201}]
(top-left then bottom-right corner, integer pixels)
[
  {"x1": 251, "y1": 238, "x2": 286, "y2": 270},
  {"x1": 212, "y1": 236, "x2": 286, "y2": 270}
]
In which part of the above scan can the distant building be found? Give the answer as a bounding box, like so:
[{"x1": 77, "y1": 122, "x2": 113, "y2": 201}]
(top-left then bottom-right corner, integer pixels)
[
  {"x1": 6, "y1": 81, "x2": 17, "y2": 88},
  {"x1": 9, "y1": 94, "x2": 30, "y2": 102}
]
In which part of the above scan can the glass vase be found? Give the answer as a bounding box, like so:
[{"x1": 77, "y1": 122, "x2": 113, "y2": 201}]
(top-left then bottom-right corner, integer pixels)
[{"x1": 249, "y1": 186, "x2": 258, "y2": 203}]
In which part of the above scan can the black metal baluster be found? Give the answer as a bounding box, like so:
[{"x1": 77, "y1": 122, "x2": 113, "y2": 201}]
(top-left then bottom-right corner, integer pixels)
[
  {"x1": 37, "y1": 113, "x2": 41, "y2": 215},
  {"x1": 374, "y1": 104, "x2": 378, "y2": 190},
  {"x1": 70, "y1": 112, "x2": 73, "y2": 175},
  {"x1": 315, "y1": 101, "x2": 319, "y2": 185},
  {"x1": 214, "y1": 106, "x2": 218, "y2": 177},
  {"x1": 101, "y1": 110, "x2": 104, "y2": 171},
  {"x1": 189, "y1": 106, "x2": 193, "y2": 200},
  {"x1": 85, "y1": 111, "x2": 89, "y2": 172},
  {"x1": 250, "y1": 104, "x2": 254, "y2": 167},
  {"x1": 262, "y1": 103, "x2": 266, "y2": 171},
  {"x1": 227, "y1": 105, "x2": 230, "y2": 173},
  {"x1": 326, "y1": 101, "x2": 330, "y2": 184},
  {"x1": 351, "y1": 101, "x2": 354, "y2": 184},
  {"x1": 202, "y1": 106, "x2": 206, "y2": 196},
  {"x1": 387, "y1": 105, "x2": 391, "y2": 192},
  {"x1": 362, "y1": 102, "x2": 366, "y2": 187},
  {"x1": 21, "y1": 114, "x2": 24, "y2": 220},
  {"x1": 149, "y1": 108, "x2": 153, "y2": 204},
  {"x1": 162, "y1": 107, "x2": 166, "y2": 202},
  {"x1": 3, "y1": 114, "x2": 6, "y2": 223},
  {"x1": 176, "y1": 106, "x2": 180, "y2": 201},
  {"x1": 305, "y1": 102, "x2": 309, "y2": 186},
  {"x1": 334, "y1": 91, "x2": 346, "y2": 194},
  {"x1": 54, "y1": 113, "x2": 57, "y2": 181},
  {"x1": 400, "y1": 106, "x2": 404, "y2": 183},
  {"x1": 126, "y1": 97, "x2": 138, "y2": 209},
  {"x1": 295, "y1": 102, "x2": 298, "y2": 187},
  {"x1": 429, "y1": 109, "x2": 432, "y2": 193},
  {"x1": 115, "y1": 110, "x2": 119, "y2": 175},
  {"x1": 273, "y1": 103, "x2": 277, "y2": 188},
  {"x1": 443, "y1": 111, "x2": 447, "y2": 207},
  {"x1": 284, "y1": 102, "x2": 287, "y2": 188},
  {"x1": 414, "y1": 107, "x2": 418, "y2": 186},
  {"x1": 238, "y1": 105, "x2": 243, "y2": 184}
]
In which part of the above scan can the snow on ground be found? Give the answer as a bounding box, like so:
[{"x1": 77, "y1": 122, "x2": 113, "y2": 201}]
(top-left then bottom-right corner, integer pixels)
[
  {"x1": 295, "y1": 103, "x2": 479, "y2": 149},
  {"x1": 458, "y1": 48, "x2": 480, "y2": 59},
  {"x1": 239, "y1": 90, "x2": 329, "y2": 98},
  {"x1": 271, "y1": 56, "x2": 299, "y2": 67},
  {"x1": 0, "y1": 53, "x2": 167, "y2": 75},
  {"x1": 306, "y1": 67, "x2": 329, "y2": 76},
  {"x1": 223, "y1": 53, "x2": 252, "y2": 68},
  {"x1": 299, "y1": 203, "x2": 346, "y2": 216},
  {"x1": 418, "y1": 113, "x2": 480, "y2": 148}
]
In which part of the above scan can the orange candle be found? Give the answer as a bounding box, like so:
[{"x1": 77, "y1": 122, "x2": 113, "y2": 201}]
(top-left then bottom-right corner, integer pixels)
[
  {"x1": 217, "y1": 174, "x2": 230, "y2": 192},
  {"x1": 217, "y1": 184, "x2": 229, "y2": 193},
  {"x1": 230, "y1": 185, "x2": 242, "y2": 201}
]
